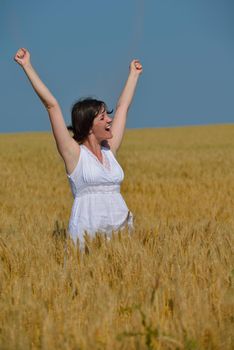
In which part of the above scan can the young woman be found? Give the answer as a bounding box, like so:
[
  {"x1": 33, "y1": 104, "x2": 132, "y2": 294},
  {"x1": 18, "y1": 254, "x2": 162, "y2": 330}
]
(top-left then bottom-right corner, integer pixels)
[{"x1": 14, "y1": 48, "x2": 143, "y2": 249}]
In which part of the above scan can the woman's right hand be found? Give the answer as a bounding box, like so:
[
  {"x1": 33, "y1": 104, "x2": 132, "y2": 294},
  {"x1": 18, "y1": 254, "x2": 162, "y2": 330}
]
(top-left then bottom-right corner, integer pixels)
[{"x1": 14, "y1": 48, "x2": 31, "y2": 67}]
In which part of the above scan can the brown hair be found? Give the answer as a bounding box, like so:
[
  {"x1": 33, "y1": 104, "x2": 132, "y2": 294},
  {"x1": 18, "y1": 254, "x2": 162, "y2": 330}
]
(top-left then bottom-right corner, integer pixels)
[{"x1": 68, "y1": 98, "x2": 112, "y2": 144}]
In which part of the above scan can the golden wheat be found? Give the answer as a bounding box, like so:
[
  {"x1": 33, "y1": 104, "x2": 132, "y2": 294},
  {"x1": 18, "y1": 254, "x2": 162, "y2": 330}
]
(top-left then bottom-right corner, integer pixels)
[{"x1": 0, "y1": 125, "x2": 233, "y2": 349}]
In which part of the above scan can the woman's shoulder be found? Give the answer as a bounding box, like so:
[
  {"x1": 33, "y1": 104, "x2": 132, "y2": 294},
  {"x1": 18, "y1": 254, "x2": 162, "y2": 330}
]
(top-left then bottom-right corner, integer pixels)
[{"x1": 101, "y1": 141, "x2": 117, "y2": 158}]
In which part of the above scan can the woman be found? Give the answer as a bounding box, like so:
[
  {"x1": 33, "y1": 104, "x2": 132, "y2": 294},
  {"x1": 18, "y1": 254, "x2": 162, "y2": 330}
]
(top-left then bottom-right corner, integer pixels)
[{"x1": 14, "y1": 48, "x2": 143, "y2": 249}]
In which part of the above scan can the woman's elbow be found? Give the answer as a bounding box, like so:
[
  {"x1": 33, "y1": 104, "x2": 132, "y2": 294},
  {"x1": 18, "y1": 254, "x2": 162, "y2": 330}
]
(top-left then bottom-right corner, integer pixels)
[
  {"x1": 45, "y1": 98, "x2": 59, "y2": 110},
  {"x1": 115, "y1": 102, "x2": 129, "y2": 112}
]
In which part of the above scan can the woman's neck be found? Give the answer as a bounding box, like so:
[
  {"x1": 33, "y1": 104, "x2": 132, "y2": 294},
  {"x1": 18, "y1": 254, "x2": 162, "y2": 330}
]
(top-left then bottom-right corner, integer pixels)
[{"x1": 82, "y1": 138, "x2": 103, "y2": 162}]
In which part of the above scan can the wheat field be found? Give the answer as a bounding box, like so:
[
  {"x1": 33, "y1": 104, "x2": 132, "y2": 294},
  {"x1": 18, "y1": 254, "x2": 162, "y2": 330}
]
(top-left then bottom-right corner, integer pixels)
[{"x1": 0, "y1": 125, "x2": 233, "y2": 350}]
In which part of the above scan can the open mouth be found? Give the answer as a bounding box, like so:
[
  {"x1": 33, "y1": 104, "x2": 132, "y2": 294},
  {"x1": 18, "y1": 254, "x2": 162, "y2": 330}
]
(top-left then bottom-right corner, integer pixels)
[{"x1": 105, "y1": 124, "x2": 112, "y2": 131}]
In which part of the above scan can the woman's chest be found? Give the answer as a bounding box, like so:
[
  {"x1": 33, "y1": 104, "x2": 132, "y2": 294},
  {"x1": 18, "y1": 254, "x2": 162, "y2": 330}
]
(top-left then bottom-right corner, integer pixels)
[{"x1": 81, "y1": 151, "x2": 124, "y2": 184}]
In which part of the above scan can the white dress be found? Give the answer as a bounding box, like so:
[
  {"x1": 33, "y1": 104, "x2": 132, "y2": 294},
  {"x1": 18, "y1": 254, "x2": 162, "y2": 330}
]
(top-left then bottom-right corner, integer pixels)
[{"x1": 67, "y1": 144, "x2": 133, "y2": 247}]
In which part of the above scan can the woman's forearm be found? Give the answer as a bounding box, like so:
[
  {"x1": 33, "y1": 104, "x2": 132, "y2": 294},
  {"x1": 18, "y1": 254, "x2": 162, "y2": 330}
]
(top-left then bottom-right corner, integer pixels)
[
  {"x1": 116, "y1": 71, "x2": 140, "y2": 110},
  {"x1": 22, "y1": 62, "x2": 57, "y2": 109}
]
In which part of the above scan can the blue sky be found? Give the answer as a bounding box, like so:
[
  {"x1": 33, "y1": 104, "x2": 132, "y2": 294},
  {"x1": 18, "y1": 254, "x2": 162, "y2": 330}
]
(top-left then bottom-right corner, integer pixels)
[{"x1": 0, "y1": 0, "x2": 234, "y2": 132}]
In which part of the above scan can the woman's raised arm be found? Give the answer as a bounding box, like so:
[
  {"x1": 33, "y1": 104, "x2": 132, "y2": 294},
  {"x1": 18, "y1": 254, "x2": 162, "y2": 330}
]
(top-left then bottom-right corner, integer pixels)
[
  {"x1": 14, "y1": 48, "x2": 80, "y2": 172},
  {"x1": 109, "y1": 59, "x2": 143, "y2": 154}
]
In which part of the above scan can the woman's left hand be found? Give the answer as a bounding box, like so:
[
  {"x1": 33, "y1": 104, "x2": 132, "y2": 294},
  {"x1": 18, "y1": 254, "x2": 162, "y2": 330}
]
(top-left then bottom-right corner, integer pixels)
[{"x1": 129, "y1": 59, "x2": 143, "y2": 75}]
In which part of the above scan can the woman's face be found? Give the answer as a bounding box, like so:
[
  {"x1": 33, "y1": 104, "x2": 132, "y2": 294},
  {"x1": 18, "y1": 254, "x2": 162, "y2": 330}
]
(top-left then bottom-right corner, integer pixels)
[{"x1": 91, "y1": 107, "x2": 113, "y2": 142}]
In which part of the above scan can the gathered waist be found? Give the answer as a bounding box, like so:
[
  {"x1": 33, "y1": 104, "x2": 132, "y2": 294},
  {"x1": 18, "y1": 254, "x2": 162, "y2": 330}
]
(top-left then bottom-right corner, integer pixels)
[{"x1": 76, "y1": 184, "x2": 120, "y2": 197}]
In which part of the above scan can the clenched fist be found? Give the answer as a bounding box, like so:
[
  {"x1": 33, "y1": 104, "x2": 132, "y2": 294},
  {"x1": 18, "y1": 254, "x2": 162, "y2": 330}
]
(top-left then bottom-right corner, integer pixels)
[
  {"x1": 14, "y1": 48, "x2": 31, "y2": 67},
  {"x1": 130, "y1": 59, "x2": 143, "y2": 75}
]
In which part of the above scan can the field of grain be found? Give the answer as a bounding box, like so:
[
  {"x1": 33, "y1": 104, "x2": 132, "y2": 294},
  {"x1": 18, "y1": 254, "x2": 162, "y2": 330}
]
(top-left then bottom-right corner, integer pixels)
[{"x1": 0, "y1": 125, "x2": 233, "y2": 350}]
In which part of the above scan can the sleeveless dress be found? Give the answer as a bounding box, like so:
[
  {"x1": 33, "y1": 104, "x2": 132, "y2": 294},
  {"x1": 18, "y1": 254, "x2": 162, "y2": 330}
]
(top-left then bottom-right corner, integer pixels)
[{"x1": 67, "y1": 144, "x2": 133, "y2": 247}]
